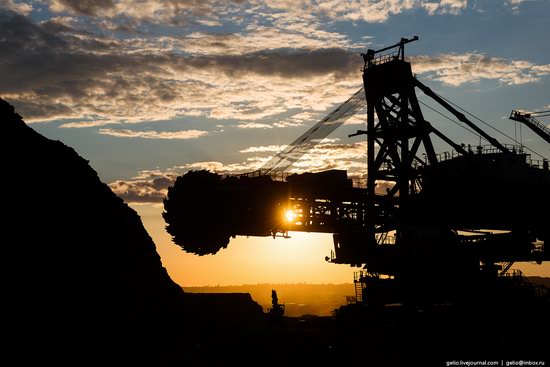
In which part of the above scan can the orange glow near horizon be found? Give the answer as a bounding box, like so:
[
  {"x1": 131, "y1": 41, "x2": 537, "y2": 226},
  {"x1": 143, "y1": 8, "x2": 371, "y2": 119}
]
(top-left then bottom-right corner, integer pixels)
[
  {"x1": 132, "y1": 203, "x2": 550, "y2": 287},
  {"x1": 134, "y1": 203, "x2": 355, "y2": 286}
]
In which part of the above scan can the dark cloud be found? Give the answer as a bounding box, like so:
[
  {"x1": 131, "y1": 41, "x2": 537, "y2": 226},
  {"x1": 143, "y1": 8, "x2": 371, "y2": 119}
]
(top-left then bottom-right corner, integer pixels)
[
  {"x1": 9, "y1": 99, "x2": 75, "y2": 120},
  {"x1": 109, "y1": 172, "x2": 178, "y2": 203},
  {"x1": 40, "y1": 18, "x2": 79, "y2": 34},
  {"x1": 152, "y1": 176, "x2": 174, "y2": 190},
  {"x1": 0, "y1": 9, "x2": 360, "y2": 122},
  {"x1": 1, "y1": 10, "x2": 358, "y2": 83},
  {"x1": 54, "y1": 0, "x2": 116, "y2": 16},
  {"x1": 0, "y1": 10, "x2": 168, "y2": 120},
  {"x1": 0, "y1": 10, "x2": 66, "y2": 50},
  {"x1": 179, "y1": 49, "x2": 361, "y2": 79},
  {"x1": 0, "y1": 11, "x2": 127, "y2": 93},
  {"x1": 49, "y1": 0, "x2": 247, "y2": 26},
  {"x1": 114, "y1": 189, "x2": 167, "y2": 203}
]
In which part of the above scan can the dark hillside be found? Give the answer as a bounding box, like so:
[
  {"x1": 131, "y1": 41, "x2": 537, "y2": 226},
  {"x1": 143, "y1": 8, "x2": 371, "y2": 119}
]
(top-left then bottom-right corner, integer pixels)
[{"x1": 1, "y1": 98, "x2": 185, "y2": 365}]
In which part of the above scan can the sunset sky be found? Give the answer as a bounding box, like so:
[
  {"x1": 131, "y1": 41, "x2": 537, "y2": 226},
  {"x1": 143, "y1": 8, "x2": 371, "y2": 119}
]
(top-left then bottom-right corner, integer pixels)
[{"x1": 2, "y1": 0, "x2": 550, "y2": 285}]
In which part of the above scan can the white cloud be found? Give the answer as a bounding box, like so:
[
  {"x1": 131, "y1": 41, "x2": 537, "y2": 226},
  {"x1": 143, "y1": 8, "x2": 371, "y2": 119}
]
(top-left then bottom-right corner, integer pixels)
[
  {"x1": 273, "y1": 120, "x2": 305, "y2": 128},
  {"x1": 344, "y1": 112, "x2": 367, "y2": 125},
  {"x1": 109, "y1": 168, "x2": 179, "y2": 203},
  {"x1": 505, "y1": 0, "x2": 530, "y2": 10},
  {"x1": 236, "y1": 122, "x2": 274, "y2": 129},
  {"x1": 290, "y1": 111, "x2": 317, "y2": 122},
  {"x1": 411, "y1": 53, "x2": 550, "y2": 86},
  {"x1": 180, "y1": 160, "x2": 258, "y2": 173},
  {"x1": 239, "y1": 145, "x2": 286, "y2": 153},
  {"x1": 0, "y1": 0, "x2": 33, "y2": 15},
  {"x1": 422, "y1": 0, "x2": 468, "y2": 15},
  {"x1": 305, "y1": 0, "x2": 468, "y2": 23},
  {"x1": 60, "y1": 120, "x2": 113, "y2": 128},
  {"x1": 98, "y1": 128, "x2": 209, "y2": 139}
]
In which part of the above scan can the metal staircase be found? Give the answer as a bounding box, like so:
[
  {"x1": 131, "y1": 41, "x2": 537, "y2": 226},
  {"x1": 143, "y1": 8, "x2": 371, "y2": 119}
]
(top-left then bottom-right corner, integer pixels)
[{"x1": 510, "y1": 110, "x2": 550, "y2": 145}]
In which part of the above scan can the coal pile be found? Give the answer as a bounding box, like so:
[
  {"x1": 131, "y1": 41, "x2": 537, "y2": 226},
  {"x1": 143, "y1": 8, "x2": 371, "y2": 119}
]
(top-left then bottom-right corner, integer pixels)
[{"x1": 1, "y1": 98, "x2": 185, "y2": 365}]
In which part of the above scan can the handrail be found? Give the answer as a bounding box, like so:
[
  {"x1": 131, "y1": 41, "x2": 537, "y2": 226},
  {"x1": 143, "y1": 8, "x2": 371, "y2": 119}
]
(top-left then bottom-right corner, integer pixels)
[{"x1": 510, "y1": 110, "x2": 550, "y2": 145}]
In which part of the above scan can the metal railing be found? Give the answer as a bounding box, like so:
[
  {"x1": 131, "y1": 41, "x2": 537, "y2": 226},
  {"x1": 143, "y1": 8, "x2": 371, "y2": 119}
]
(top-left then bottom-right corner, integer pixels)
[
  {"x1": 230, "y1": 169, "x2": 292, "y2": 181},
  {"x1": 502, "y1": 269, "x2": 524, "y2": 279},
  {"x1": 433, "y1": 144, "x2": 523, "y2": 163},
  {"x1": 430, "y1": 144, "x2": 549, "y2": 170},
  {"x1": 367, "y1": 51, "x2": 400, "y2": 67}
]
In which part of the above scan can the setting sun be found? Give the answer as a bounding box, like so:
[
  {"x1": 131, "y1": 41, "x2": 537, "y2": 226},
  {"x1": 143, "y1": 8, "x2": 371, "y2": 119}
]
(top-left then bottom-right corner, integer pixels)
[{"x1": 284, "y1": 209, "x2": 297, "y2": 222}]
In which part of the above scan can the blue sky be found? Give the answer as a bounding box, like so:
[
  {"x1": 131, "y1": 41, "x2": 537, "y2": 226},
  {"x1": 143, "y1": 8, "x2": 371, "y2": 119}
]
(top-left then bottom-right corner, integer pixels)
[
  {"x1": 2, "y1": 0, "x2": 549, "y2": 194},
  {"x1": 2, "y1": 0, "x2": 550, "y2": 284}
]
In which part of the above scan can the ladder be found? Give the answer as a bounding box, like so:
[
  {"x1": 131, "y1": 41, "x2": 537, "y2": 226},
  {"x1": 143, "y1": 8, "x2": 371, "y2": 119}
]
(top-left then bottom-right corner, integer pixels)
[{"x1": 354, "y1": 280, "x2": 364, "y2": 303}]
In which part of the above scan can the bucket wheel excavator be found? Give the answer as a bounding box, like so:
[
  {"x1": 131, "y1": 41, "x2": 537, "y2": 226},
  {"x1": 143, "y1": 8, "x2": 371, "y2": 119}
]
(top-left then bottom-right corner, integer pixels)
[{"x1": 163, "y1": 37, "x2": 550, "y2": 307}]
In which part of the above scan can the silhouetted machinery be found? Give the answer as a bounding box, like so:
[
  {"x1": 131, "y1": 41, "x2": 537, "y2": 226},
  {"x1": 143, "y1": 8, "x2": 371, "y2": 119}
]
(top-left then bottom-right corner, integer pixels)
[
  {"x1": 164, "y1": 37, "x2": 550, "y2": 307},
  {"x1": 268, "y1": 289, "x2": 285, "y2": 324}
]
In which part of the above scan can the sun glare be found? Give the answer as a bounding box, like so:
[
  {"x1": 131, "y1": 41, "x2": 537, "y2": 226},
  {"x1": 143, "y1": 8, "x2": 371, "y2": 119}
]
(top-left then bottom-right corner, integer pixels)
[{"x1": 284, "y1": 209, "x2": 297, "y2": 222}]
